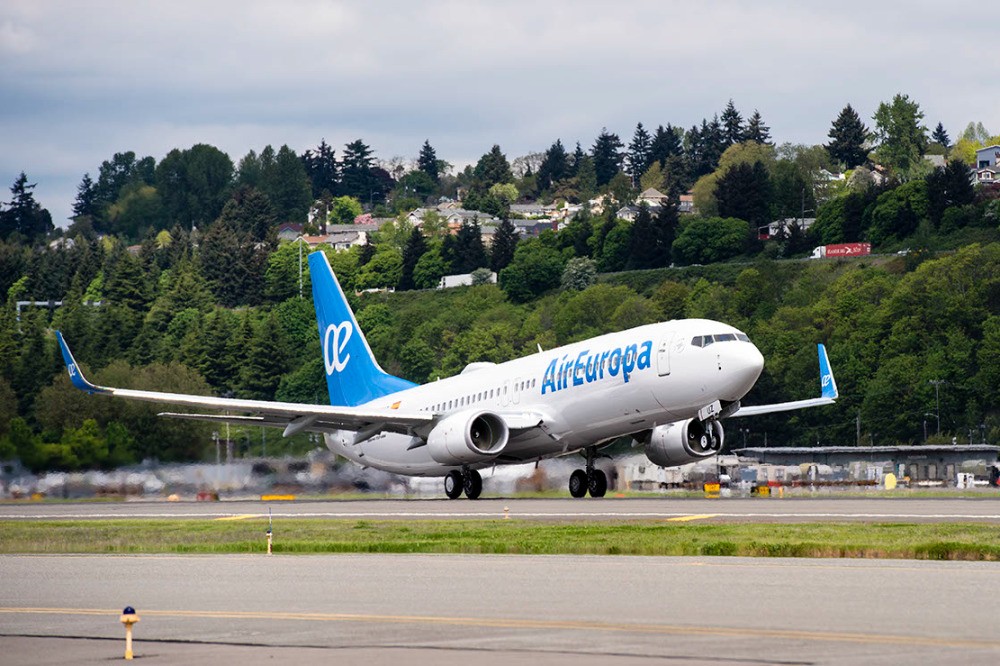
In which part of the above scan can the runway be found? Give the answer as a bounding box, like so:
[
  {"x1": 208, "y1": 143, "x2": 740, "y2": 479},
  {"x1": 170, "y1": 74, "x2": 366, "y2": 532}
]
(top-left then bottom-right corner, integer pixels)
[
  {"x1": 2, "y1": 553, "x2": 999, "y2": 665},
  {"x1": 4, "y1": 496, "x2": 1000, "y2": 523}
]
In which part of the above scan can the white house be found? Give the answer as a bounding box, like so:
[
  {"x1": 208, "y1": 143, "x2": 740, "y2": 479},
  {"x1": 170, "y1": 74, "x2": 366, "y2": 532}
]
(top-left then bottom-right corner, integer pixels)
[{"x1": 975, "y1": 145, "x2": 1000, "y2": 169}]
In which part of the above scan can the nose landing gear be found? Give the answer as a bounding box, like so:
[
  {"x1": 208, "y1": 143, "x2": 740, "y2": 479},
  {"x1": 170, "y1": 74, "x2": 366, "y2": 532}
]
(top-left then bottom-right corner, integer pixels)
[
  {"x1": 444, "y1": 468, "x2": 483, "y2": 500},
  {"x1": 569, "y1": 447, "x2": 608, "y2": 498}
]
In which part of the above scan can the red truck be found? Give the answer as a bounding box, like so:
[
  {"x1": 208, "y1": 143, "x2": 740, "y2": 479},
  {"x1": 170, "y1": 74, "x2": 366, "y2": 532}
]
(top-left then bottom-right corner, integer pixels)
[{"x1": 810, "y1": 242, "x2": 872, "y2": 259}]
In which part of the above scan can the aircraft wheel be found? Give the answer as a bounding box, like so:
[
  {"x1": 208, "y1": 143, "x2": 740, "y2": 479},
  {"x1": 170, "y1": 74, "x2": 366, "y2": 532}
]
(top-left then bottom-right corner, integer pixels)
[
  {"x1": 588, "y1": 469, "x2": 608, "y2": 498},
  {"x1": 569, "y1": 469, "x2": 588, "y2": 498},
  {"x1": 444, "y1": 470, "x2": 463, "y2": 499},
  {"x1": 463, "y1": 469, "x2": 483, "y2": 499}
]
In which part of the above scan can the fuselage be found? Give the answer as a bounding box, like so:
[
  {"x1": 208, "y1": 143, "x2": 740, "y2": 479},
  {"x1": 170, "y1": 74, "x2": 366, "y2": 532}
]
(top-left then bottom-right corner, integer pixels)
[{"x1": 324, "y1": 318, "x2": 764, "y2": 475}]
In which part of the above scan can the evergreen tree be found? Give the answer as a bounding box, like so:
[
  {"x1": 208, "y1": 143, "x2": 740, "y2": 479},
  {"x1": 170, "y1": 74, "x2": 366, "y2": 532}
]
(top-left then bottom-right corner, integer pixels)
[
  {"x1": 649, "y1": 124, "x2": 683, "y2": 167},
  {"x1": 155, "y1": 144, "x2": 234, "y2": 229},
  {"x1": 301, "y1": 139, "x2": 339, "y2": 198},
  {"x1": 0, "y1": 173, "x2": 53, "y2": 241},
  {"x1": 473, "y1": 145, "x2": 514, "y2": 189},
  {"x1": 216, "y1": 187, "x2": 278, "y2": 242},
  {"x1": 591, "y1": 128, "x2": 625, "y2": 187},
  {"x1": 73, "y1": 173, "x2": 99, "y2": 220},
  {"x1": 536, "y1": 139, "x2": 569, "y2": 192},
  {"x1": 417, "y1": 140, "x2": 440, "y2": 183},
  {"x1": 721, "y1": 99, "x2": 744, "y2": 147},
  {"x1": 263, "y1": 145, "x2": 313, "y2": 222},
  {"x1": 238, "y1": 312, "x2": 289, "y2": 400},
  {"x1": 341, "y1": 139, "x2": 384, "y2": 205},
  {"x1": 931, "y1": 122, "x2": 951, "y2": 149},
  {"x1": 716, "y1": 161, "x2": 772, "y2": 227},
  {"x1": 568, "y1": 142, "x2": 586, "y2": 177},
  {"x1": 627, "y1": 203, "x2": 659, "y2": 269},
  {"x1": 872, "y1": 94, "x2": 929, "y2": 179},
  {"x1": 744, "y1": 110, "x2": 772, "y2": 144},
  {"x1": 626, "y1": 123, "x2": 653, "y2": 184},
  {"x1": 490, "y1": 216, "x2": 519, "y2": 272},
  {"x1": 652, "y1": 193, "x2": 680, "y2": 267},
  {"x1": 398, "y1": 226, "x2": 428, "y2": 291},
  {"x1": 926, "y1": 160, "x2": 975, "y2": 226},
  {"x1": 826, "y1": 104, "x2": 870, "y2": 169},
  {"x1": 453, "y1": 219, "x2": 488, "y2": 273}
]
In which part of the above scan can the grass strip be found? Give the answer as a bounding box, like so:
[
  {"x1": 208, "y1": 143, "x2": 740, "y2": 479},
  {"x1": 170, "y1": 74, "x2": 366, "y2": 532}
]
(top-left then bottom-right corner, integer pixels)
[{"x1": 3, "y1": 519, "x2": 1000, "y2": 560}]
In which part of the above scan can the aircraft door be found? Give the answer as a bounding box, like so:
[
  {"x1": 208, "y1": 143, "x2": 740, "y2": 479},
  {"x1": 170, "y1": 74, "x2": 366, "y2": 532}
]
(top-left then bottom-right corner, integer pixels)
[
  {"x1": 501, "y1": 380, "x2": 511, "y2": 407},
  {"x1": 657, "y1": 334, "x2": 673, "y2": 376},
  {"x1": 512, "y1": 377, "x2": 521, "y2": 404}
]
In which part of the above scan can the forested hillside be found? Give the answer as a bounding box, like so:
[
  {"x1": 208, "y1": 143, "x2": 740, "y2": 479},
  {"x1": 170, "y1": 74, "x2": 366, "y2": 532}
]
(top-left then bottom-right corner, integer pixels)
[{"x1": 2, "y1": 95, "x2": 999, "y2": 471}]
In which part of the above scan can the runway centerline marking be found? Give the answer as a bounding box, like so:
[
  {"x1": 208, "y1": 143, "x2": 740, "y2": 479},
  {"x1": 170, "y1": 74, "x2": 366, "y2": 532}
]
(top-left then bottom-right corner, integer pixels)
[
  {"x1": 666, "y1": 514, "x2": 718, "y2": 522},
  {"x1": 1, "y1": 606, "x2": 998, "y2": 651},
  {"x1": 213, "y1": 514, "x2": 257, "y2": 521}
]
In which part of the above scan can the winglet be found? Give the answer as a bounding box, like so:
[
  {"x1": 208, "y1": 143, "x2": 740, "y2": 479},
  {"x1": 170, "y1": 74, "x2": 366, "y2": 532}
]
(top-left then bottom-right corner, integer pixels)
[
  {"x1": 818, "y1": 343, "x2": 838, "y2": 400},
  {"x1": 55, "y1": 331, "x2": 109, "y2": 394}
]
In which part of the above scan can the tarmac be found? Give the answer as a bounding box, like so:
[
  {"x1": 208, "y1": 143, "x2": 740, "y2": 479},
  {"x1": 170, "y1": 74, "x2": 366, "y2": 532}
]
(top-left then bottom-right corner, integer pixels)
[{"x1": 2, "y1": 553, "x2": 999, "y2": 665}]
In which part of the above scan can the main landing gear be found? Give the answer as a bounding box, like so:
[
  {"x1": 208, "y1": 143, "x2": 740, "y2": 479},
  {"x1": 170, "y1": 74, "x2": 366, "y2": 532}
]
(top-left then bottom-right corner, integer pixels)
[
  {"x1": 444, "y1": 468, "x2": 482, "y2": 500},
  {"x1": 569, "y1": 447, "x2": 607, "y2": 498}
]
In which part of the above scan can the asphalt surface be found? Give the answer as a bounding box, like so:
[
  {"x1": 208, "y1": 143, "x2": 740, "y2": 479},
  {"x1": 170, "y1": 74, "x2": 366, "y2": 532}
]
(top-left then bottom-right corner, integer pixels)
[
  {"x1": 1, "y1": 553, "x2": 999, "y2": 665},
  {"x1": 4, "y1": 496, "x2": 1000, "y2": 522}
]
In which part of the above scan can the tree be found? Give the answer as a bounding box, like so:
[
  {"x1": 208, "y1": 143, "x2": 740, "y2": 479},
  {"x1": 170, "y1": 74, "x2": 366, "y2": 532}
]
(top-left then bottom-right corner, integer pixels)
[
  {"x1": 302, "y1": 139, "x2": 339, "y2": 198},
  {"x1": 866, "y1": 180, "x2": 929, "y2": 246},
  {"x1": 925, "y1": 160, "x2": 975, "y2": 227},
  {"x1": 498, "y1": 236, "x2": 566, "y2": 302},
  {"x1": 217, "y1": 187, "x2": 278, "y2": 242},
  {"x1": 106, "y1": 184, "x2": 167, "y2": 239},
  {"x1": 0, "y1": 173, "x2": 53, "y2": 240},
  {"x1": 398, "y1": 226, "x2": 428, "y2": 291},
  {"x1": 155, "y1": 144, "x2": 234, "y2": 229},
  {"x1": 721, "y1": 99, "x2": 744, "y2": 147},
  {"x1": 341, "y1": 139, "x2": 388, "y2": 205},
  {"x1": 871, "y1": 94, "x2": 929, "y2": 180},
  {"x1": 671, "y1": 216, "x2": 750, "y2": 264},
  {"x1": 744, "y1": 110, "x2": 772, "y2": 145},
  {"x1": 490, "y1": 216, "x2": 519, "y2": 272},
  {"x1": 264, "y1": 145, "x2": 313, "y2": 222},
  {"x1": 537, "y1": 139, "x2": 569, "y2": 192},
  {"x1": 626, "y1": 123, "x2": 653, "y2": 184},
  {"x1": 73, "y1": 173, "x2": 99, "y2": 221},
  {"x1": 473, "y1": 145, "x2": 514, "y2": 189},
  {"x1": 591, "y1": 129, "x2": 625, "y2": 187},
  {"x1": 561, "y1": 257, "x2": 597, "y2": 291},
  {"x1": 627, "y1": 203, "x2": 659, "y2": 270},
  {"x1": 826, "y1": 104, "x2": 870, "y2": 169},
  {"x1": 417, "y1": 140, "x2": 440, "y2": 183},
  {"x1": 329, "y1": 196, "x2": 363, "y2": 225},
  {"x1": 452, "y1": 219, "x2": 488, "y2": 273},
  {"x1": 238, "y1": 312, "x2": 289, "y2": 400},
  {"x1": 652, "y1": 195, "x2": 680, "y2": 267},
  {"x1": 931, "y1": 123, "x2": 950, "y2": 151}
]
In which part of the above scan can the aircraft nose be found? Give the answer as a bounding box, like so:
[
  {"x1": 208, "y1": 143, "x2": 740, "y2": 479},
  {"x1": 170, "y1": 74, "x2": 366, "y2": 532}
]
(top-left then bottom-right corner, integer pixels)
[{"x1": 720, "y1": 343, "x2": 764, "y2": 400}]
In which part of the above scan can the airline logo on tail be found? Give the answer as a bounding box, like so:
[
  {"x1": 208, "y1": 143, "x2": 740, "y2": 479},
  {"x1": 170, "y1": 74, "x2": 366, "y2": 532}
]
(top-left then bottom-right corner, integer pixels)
[{"x1": 323, "y1": 321, "x2": 353, "y2": 374}]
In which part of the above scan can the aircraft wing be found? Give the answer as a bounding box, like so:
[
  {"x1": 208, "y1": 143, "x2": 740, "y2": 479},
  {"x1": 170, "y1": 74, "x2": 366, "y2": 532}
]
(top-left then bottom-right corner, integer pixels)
[
  {"x1": 56, "y1": 332, "x2": 434, "y2": 437},
  {"x1": 727, "y1": 343, "x2": 838, "y2": 418}
]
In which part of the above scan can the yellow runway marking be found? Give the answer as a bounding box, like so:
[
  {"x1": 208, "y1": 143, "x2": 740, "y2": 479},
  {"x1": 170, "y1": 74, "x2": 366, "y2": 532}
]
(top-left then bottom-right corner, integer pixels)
[
  {"x1": 212, "y1": 514, "x2": 257, "y2": 521},
  {"x1": 2, "y1": 607, "x2": 998, "y2": 651},
  {"x1": 666, "y1": 514, "x2": 718, "y2": 522}
]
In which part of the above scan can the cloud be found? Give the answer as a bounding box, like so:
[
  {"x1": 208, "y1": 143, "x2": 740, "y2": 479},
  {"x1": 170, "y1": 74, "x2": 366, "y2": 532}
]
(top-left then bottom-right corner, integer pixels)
[{"x1": 1, "y1": 1, "x2": 997, "y2": 225}]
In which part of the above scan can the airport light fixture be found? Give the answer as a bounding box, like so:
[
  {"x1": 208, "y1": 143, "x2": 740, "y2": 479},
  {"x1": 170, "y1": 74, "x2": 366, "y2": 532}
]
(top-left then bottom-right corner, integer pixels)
[{"x1": 928, "y1": 380, "x2": 946, "y2": 435}]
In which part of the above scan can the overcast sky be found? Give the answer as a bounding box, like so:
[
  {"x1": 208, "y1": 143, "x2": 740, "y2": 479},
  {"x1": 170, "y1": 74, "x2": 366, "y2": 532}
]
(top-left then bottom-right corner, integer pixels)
[{"x1": 2, "y1": 1, "x2": 997, "y2": 226}]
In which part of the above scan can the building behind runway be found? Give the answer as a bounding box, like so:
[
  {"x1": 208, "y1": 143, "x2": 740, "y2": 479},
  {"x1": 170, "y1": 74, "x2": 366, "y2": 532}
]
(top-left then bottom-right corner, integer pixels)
[{"x1": 733, "y1": 445, "x2": 1000, "y2": 485}]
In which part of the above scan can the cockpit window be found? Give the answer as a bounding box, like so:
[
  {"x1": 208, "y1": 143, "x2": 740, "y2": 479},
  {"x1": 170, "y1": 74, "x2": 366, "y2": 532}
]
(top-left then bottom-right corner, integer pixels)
[
  {"x1": 692, "y1": 332, "x2": 751, "y2": 346},
  {"x1": 715, "y1": 333, "x2": 736, "y2": 342},
  {"x1": 736, "y1": 333, "x2": 750, "y2": 342},
  {"x1": 691, "y1": 336, "x2": 704, "y2": 347}
]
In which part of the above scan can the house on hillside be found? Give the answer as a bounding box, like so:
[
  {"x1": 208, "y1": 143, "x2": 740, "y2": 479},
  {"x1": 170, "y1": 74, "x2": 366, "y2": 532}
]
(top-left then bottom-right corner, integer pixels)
[
  {"x1": 276, "y1": 222, "x2": 303, "y2": 242},
  {"x1": 636, "y1": 187, "x2": 669, "y2": 207},
  {"x1": 976, "y1": 145, "x2": 1000, "y2": 169}
]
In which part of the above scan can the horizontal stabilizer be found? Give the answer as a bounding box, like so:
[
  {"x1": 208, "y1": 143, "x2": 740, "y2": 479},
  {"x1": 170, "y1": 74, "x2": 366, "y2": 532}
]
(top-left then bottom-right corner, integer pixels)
[{"x1": 730, "y1": 343, "x2": 838, "y2": 418}]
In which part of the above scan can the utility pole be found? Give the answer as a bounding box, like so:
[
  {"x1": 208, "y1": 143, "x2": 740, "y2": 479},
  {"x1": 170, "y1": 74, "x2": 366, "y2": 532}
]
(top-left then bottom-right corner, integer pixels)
[{"x1": 928, "y1": 380, "x2": 946, "y2": 435}]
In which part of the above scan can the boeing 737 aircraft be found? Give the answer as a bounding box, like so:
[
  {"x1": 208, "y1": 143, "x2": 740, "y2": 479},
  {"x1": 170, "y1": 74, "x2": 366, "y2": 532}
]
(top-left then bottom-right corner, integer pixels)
[{"x1": 57, "y1": 251, "x2": 838, "y2": 499}]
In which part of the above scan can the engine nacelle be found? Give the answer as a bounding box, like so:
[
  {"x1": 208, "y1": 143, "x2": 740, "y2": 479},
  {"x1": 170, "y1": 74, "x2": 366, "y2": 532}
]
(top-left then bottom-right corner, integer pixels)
[
  {"x1": 643, "y1": 419, "x2": 724, "y2": 467},
  {"x1": 426, "y1": 410, "x2": 509, "y2": 465}
]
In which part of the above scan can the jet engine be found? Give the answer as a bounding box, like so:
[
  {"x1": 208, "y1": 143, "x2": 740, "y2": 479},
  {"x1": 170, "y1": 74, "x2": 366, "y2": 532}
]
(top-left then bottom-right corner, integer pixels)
[
  {"x1": 643, "y1": 419, "x2": 724, "y2": 467},
  {"x1": 426, "y1": 410, "x2": 509, "y2": 465}
]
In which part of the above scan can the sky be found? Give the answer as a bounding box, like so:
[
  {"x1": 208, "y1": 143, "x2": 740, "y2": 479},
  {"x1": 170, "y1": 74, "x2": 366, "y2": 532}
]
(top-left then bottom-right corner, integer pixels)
[{"x1": 2, "y1": 1, "x2": 997, "y2": 227}]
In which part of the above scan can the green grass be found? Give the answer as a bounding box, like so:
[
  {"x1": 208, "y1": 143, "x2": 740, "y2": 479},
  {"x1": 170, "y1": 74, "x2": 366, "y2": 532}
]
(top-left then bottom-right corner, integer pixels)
[{"x1": 3, "y1": 519, "x2": 1000, "y2": 560}]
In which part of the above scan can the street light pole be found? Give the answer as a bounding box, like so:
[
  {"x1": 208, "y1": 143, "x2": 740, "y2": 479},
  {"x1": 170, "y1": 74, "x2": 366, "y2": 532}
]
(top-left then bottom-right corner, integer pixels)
[{"x1": 929, "y1": 380, "x2": 946, "y2": 435}]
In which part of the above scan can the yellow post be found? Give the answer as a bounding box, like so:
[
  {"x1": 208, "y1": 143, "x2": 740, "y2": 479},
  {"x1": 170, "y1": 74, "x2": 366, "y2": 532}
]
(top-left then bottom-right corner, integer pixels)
[
  {"x1": 503, "y1": 506, "x2": 509, "y2": 519},
  {"x1": 119, "y1": 606, "x2": 140, "y2": 660},
  {"x1": 266, "y1": 529, "x2": 273, "y2": 555}
]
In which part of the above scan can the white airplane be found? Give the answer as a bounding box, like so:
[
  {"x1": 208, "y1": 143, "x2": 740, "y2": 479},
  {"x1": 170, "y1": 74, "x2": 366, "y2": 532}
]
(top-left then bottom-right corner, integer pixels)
[{"x1": 57, "y1": 251, "x2": 838, "y2": 499}]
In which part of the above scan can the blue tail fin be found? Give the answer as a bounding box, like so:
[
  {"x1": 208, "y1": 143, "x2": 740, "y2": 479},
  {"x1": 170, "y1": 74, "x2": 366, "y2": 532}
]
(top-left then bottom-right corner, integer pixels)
[
  {"x1": 818, "y1": 343, "x2": 838, "y2": 400},
  {"x1": 309, "y1": 251, "x2": 416, "y2": 406}
]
